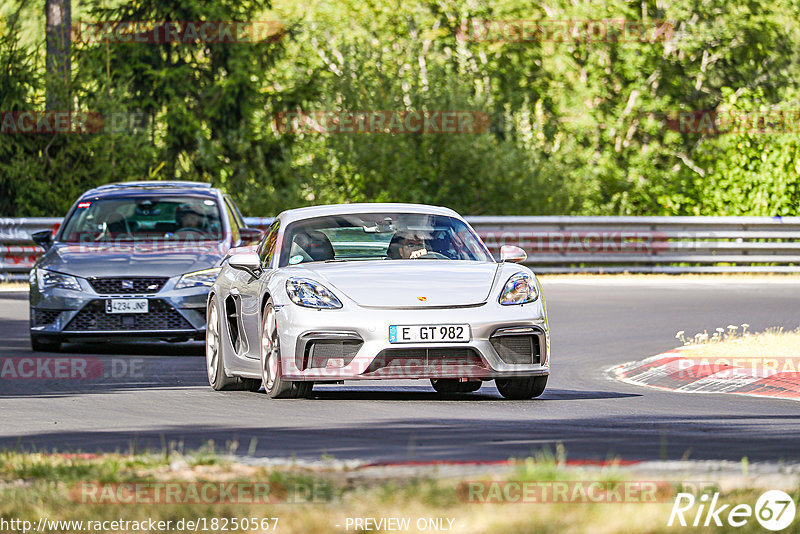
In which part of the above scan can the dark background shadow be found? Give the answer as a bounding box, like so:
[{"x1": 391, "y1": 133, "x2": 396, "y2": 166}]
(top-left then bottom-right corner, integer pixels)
[{"x1": 2, "y1": 414, "x2": 798, "y2": 463}]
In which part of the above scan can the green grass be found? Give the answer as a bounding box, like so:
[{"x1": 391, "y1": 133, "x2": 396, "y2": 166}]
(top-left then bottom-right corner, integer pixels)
[{"x1": 1, "y1": 449, "x2": 799, "y2": 533}]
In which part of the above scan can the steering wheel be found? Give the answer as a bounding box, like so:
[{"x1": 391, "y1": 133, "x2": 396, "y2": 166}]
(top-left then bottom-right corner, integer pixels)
[
  {"x1": 413, "y1": 251, "x2": 449, "y2": 260},
  {"x1": 175, "y1": 228, "x2": 207, "y2": 236}
]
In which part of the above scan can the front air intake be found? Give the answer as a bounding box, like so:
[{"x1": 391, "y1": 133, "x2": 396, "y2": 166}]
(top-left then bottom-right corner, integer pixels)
[
  {"x1": 306, "y1": 340, "x2": 362, "y2": 369},
  {"x1": 490, "y1": 332, "x2": 541, "y2": 365}
]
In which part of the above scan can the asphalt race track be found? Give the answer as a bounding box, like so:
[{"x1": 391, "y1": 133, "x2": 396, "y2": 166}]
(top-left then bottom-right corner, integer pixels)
[{"x1": 2, "y1": 279, "x2": 799, "y2": 464}]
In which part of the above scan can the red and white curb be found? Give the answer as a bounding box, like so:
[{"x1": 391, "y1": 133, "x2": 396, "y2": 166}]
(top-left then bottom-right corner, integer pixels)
[{"x1": 610, "y1": 346, "x2": 800, "y2": 401}]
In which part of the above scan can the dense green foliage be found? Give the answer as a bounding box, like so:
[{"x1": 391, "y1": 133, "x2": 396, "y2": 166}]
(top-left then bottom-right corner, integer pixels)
[{"x1": 2, "y1": 0, "x2": 800, "y2": 216}]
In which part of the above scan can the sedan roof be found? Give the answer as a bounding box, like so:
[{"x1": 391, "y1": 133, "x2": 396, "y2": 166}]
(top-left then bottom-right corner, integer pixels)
[{"x1": 80, "y1": 181, "x2": 219, "y2": 200}]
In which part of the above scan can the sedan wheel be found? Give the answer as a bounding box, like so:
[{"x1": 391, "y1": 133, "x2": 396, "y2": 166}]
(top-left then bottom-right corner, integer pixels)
[
  {"x1": 30, "y1": 334, "x2": 62, "y2": 353},
  {"x1": 261, "y1": 300, "x2": 312, "y2": 399}
]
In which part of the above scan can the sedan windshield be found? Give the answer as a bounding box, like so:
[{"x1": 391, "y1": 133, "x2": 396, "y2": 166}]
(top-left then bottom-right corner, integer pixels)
[
  {"x1": 59, "y1": 196, "x2": 223, "y2": 242},
  {"x1": 279, "y1": 213, "x2": 493, "y2": 266}
]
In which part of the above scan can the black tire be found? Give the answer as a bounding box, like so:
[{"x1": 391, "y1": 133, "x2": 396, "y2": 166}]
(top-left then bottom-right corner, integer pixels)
[
  {"x1": 261, "y1": 299, "x2": 313, "y2": 399},
  {"x1": 30, "y1": 334, "x2": 62, "y2": 352},
  {"x1": 206, "y1": 297, "x2": 239, "y2": 391},
  {"x1": 430, "y1": 378, "x2": 482, "y2": 394},
  {"x1": 495, "y1": 376, "x2": 548, "y2": 400}
]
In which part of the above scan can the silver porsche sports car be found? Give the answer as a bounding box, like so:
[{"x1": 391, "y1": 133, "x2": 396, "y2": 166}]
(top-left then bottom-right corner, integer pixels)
[{"x1": 206, "y1": 203, "x2": 550, "y2": 399}]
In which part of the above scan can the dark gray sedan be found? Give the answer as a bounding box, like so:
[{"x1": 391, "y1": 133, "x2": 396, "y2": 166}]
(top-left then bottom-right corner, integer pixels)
[{"x1": 28, "y1": 181, "x2": 263, "y2": 351}]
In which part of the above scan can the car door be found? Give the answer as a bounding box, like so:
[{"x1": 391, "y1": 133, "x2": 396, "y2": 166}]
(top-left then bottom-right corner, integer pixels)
[
  {"x1": 240, "y1": 220, "x2": 280, "y2": 360},
  {"x1": 222, "y1": 197, "x2": 259, "y2": 360}
]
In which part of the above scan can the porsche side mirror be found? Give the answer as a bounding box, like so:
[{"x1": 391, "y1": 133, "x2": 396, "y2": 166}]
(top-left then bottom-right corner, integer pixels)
[
  {"x1": 31, "y1": 230, "x2": 54, "y2": 251},
  {"x1": 228, "y1": 252, "x2": 261, "y2": 277},
  {"x1": 500, "y1": 245, "x2": 527, "y2": 263}
]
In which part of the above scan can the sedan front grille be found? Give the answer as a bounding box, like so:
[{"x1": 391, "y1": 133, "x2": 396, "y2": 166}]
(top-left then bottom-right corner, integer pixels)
[
  {"x1": 33, "y1": 309, "x2": 63, "y2": 326},
  {"x1": 88, "y1": 277, "x2": 168, "y2": 295},
  {"x1": 490, "y1": 334, "x2": 540, "y2": 365},
  {"x1": 64, "y1": 299, "x2": 192, "y2": 332}
]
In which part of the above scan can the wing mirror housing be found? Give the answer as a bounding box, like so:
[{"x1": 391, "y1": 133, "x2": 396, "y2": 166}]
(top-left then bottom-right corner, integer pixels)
[
  {"x1": 31, "y1": 230, "x2": 54, "y2": 251},
  {"x1": 239, "y1": 227, "x2": 265, "y2": 245},
  {"x1": 500, "y1": 245, "x2": 527, "y2": 263},
  {"x1": 228, "y1": 252, "x2": 261, "y2": 277}
]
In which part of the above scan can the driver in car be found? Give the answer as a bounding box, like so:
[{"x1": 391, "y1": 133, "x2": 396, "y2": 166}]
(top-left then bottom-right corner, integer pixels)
[
  {"x1": 392, "y1": 231, "x2": 430, "y2": 259},
  {"x1": 176, "y1": 203, "x2": 207, "y2": 233}
]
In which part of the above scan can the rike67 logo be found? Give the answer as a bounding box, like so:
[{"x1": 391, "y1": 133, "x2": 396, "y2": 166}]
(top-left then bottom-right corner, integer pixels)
[{"x1": 669, "y1": 490, "x2": 796, "y2": 531}]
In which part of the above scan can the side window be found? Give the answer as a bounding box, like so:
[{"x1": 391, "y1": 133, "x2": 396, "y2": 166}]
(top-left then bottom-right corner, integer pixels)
[
  {"x1": 259, "y1": 221, "x2": 280, "y2": 268},
  {"x1": 223, "y1": 197, "x2": 241, "y2": 243}
]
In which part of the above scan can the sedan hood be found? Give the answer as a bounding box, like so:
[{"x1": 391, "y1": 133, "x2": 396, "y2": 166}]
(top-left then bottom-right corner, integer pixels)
[
  {"x1": 39, "y1": 241, "x2": 229, "y2": 279},
  {"x1": 292, "y1": 260, "x2": 502, "y2": 308}
]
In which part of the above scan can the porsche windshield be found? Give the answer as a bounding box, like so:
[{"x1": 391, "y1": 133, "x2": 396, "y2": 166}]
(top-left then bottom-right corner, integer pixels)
[
  {"x1": 279, "y1": 213, "x2": 493, "y2": 266},
  {"x1": 59, "y1": 196, "x2": 223, "y2": 242}
]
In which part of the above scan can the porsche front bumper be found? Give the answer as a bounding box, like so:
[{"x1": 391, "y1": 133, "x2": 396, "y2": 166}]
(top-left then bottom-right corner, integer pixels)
[{"x1": 276, "y1": 302, "x2": 550, "y2": 381}]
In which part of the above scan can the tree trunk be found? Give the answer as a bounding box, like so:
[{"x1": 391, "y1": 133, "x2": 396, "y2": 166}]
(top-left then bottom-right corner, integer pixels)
[{"x1": 45, "y1": 0, "x2": 71, "y2": 110}]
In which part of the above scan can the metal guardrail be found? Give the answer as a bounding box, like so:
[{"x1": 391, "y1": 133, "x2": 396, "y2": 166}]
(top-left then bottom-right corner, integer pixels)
[
  {"x1": 2, "y1": 216, "x2": 800, "y2": 280},
  {"x1": 0, "y1": 218, "x2": 64, "y2": 281},
  {"x1": 469, "y1": 215, "x2": 800, "y2": 273}
]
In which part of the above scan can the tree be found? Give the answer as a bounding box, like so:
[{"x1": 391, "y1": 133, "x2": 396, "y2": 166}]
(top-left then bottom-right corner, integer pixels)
[{"x1": 45, "y1": 0, "x2": 70, "y2": 109}]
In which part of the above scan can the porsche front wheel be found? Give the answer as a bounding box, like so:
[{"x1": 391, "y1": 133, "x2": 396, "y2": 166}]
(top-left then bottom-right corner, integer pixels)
[
  {"x1": 495, "y1": 376, "x2": 548, "y2": 400},
  {"x1": 261, "y1": 300, "x2": 312, "y2": 399}
]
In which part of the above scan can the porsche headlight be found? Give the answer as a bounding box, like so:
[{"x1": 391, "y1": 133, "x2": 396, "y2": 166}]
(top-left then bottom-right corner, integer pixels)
[
  {"x1": 176, "y1": 267, "x2": 221, "y2": 289},
  {"x1": 286, "y1": 278, "x2": 342, "y2": 309},
  {"x1": 37, "y1": 269, "x2": 81, "y2": 291},
  {"x1": 499, "y1": 272, "x2": 539, "y2": 305}
]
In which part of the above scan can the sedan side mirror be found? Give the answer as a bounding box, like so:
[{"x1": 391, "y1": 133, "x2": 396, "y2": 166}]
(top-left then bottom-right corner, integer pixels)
[
  {"x1": 500, "y1": 245, "x2": 527, "y2": 263},
  {"x1": 31, "y1": 230, "x2": 54, "y2": 251},
  {"x1": 228, "y1": 252, "x2": 261, "y2": 277},
  {"x1": 239, "y1": 227, "x2": 265, "y2": 245}
]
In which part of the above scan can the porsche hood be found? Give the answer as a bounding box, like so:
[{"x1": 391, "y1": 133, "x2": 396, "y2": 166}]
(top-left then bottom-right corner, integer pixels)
[{"x1": 289, "y1": 260, "x2": 503, "y2": 308}]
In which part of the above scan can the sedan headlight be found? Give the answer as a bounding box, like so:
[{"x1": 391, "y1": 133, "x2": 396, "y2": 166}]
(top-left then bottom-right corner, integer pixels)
[
  {"x1": 37, "y1": 269, "x2": 81, "y2": 291},
  {"x1": 176, "y1": 267, "x2": 222, "y2": 289},
  {"x1": 286, "y1": 278, "x2": 342, "y2": 309},
  {"x1": 499, "y1": 272, "x2": 539, "y2": 305}
]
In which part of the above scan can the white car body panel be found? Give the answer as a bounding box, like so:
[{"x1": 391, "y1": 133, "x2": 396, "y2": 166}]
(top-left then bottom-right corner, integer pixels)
[{"x1": 287, "y1": 261, "x2": 502, "y2": 308}]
